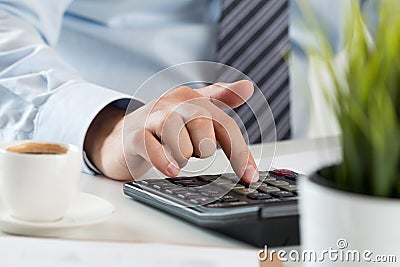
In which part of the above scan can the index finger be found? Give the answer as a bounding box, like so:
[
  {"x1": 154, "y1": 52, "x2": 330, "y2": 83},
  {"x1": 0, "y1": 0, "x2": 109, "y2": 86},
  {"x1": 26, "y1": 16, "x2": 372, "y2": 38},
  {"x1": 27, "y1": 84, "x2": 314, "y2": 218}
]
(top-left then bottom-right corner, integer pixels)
[{"x1": 205, "y1": 101, "x2": 259, "y2": 184}]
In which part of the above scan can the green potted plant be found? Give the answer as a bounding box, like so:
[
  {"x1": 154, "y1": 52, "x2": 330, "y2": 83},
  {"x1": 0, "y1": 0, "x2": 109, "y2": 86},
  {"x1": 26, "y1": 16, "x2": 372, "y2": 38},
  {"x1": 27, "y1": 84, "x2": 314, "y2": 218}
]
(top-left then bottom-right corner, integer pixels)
[{"x1": 299, "y1": 0, "x2": 400, "y2": 265}]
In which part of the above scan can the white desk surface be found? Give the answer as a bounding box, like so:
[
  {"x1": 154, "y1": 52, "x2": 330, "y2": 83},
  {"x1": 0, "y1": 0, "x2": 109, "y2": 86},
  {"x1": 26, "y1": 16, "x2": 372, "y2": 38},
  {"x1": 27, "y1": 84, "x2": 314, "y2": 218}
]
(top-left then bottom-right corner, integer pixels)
[{"x1": 0, "y1": 137, "x2": 341, "y2": 266}]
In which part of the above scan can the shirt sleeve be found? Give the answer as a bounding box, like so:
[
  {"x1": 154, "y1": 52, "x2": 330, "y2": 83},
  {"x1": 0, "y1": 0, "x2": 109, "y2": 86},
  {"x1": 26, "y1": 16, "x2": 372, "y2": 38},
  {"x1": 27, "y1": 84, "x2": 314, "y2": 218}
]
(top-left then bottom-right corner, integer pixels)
[{"x1": 0, "y1": 2, "x2": 144, "y2": 174}]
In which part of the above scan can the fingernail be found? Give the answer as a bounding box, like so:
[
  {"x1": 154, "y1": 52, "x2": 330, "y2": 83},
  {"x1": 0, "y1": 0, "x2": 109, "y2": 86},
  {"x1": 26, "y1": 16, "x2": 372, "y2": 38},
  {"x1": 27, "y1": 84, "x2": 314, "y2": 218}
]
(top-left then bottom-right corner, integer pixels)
[
  {"x1": 166, "y1": 161, "x2": 180, "y2": 176},
  {"x1": 244, "y1": 164, "x2": 259, "y2": 183}
]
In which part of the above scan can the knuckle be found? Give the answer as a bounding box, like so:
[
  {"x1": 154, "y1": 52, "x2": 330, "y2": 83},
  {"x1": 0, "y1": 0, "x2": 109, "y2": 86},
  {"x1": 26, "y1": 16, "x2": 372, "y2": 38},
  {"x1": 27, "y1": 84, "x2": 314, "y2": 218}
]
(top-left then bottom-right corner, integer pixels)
[
  {"x1": 187, "y1": 109, "x2": 212, "y2": 127},
  {"x1": 154, "y1": 111, "x2": 180, "y2": 136},
  {"x1": 193, "y1": 108, "x2": 212, "y2": 119},
  {"x1": 161, "y1": 111, "x2": 184, "y2": 134},
  {"x1": 165, "y1": 111, "x2": 182, "y2": 124},
  {"x1": 187, "y1": 117, "x2": 210, "y2": 129}
]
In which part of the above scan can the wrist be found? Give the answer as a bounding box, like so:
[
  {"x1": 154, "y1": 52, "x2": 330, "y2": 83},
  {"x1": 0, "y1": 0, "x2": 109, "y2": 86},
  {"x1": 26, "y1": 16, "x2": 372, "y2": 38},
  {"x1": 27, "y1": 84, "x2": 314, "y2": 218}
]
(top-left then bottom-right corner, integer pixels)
[{"x1": 84, "y1": 105, "x2": 125, "y2": 174}]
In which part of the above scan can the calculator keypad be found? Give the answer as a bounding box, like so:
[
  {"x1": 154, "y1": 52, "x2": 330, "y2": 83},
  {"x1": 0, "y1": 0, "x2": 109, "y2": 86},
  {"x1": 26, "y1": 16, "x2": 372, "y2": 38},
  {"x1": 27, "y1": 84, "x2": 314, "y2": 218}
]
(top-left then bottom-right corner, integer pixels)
[{"x1": 133, "y1": 169, "x2": 300, "y2": 208}]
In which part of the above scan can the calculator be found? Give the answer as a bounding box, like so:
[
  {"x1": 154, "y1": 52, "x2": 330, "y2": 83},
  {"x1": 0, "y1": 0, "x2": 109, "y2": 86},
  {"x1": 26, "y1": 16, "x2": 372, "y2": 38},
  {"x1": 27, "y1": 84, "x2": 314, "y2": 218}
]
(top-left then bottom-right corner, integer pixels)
[{"x1": 123, "y1": 169, "x2": 301, "y2": 247}]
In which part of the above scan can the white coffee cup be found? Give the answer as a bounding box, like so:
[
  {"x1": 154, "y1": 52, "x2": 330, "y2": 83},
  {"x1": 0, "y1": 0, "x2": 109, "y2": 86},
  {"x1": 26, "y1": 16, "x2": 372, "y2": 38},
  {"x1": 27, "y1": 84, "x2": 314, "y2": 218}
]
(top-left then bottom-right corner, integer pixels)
[{"x1": 0, "y1": 140, "x2": 82, "y2": 222}]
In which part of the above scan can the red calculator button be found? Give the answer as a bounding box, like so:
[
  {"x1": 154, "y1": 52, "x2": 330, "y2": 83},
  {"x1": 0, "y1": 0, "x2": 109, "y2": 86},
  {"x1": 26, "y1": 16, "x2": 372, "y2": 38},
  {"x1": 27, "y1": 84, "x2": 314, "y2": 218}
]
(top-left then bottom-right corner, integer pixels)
[{"x1": 271, "y1": 169, "x2": 296, "y2": 176}]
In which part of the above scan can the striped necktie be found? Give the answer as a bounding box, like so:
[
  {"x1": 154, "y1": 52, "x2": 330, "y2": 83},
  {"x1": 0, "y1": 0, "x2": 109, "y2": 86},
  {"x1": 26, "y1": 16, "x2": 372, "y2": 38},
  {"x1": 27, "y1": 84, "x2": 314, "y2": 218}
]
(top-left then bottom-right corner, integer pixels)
[{"x1": 217, "y1": 0, "x2": 291, "y2": 143}]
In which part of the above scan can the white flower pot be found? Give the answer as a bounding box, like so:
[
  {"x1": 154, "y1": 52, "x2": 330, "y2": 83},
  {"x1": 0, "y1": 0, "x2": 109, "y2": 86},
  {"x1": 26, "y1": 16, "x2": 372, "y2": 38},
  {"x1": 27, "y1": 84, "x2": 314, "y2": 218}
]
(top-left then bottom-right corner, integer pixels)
[{"x1": 299, "y1": 172, "x2": 400, "y2": 266}]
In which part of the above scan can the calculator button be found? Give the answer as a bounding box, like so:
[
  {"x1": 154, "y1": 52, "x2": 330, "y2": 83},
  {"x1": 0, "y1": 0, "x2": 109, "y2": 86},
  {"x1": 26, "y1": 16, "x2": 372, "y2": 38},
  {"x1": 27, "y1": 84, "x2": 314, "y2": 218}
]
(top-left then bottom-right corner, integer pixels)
[
  {"x1": 249, "y1": 181, "x2": 264, "y2": 187},
  {"x1": 259, "y1": 171, "x2": 277, "y2": 180},
  {"x1": 185, "y1": 192, "x2": 202, "y2": 198},
  {"x1": 221, "y1": 173, "x2": 236, "y2": 178},
  {"x1": 173, "y1": 178, "x2": 198, "y2": 184},
  {"x1": 163, "y1": 184, "x2": 182, "y2": 189},
  {"x1": 271, "y1": 191, "x2": 295, "y2": 198},
  {"x1": 261, "y1": 177, "x2": 277, "y2": 183},
  {"x1": 221, "y1": 173, "x2": 240, "y2": 182},
  {"x1": 257, "y1": 186, "x2": 280, "y2": 193},
  {"x1": 248, "y1": 182, "x2": 264, "y2": 189},
  {"x1": 136, "y1": 180, "x2": 149, "y2": 186},
  {"x1": 201, "y1": 197, "x2": 213, "y2": 202},
  {"x1": 196, "y1": 184, "x2": 224, "y2": 191},
  {"x1": 188, "y1": 184, "x2": 203, "y2": 187},
  {"x1": 146, "y1": 179, "x2": 169, "y2": 185},
  {"x1": 172, "y1": 178, "x2": 195, "y2": 183},
  {"x1": 200, "y1": 190, "x2": 224, "y2": 197},
  {"x1": 285, "y1": 173, "x2": 298, "y2": 181},
  {"x1": 187, "y1": 186, "x2": 201, "y2": 192},
  {"x1": 189, "y1": 199, "x2": 199, "y2": 204},
  {"x1": 214, "y1": 179, "x2": 234, "y2": 185},
  {"x1": 177, "y1": 192, "x2": 201, "y2": 199},
  {"x1": 247, "y1": 193, "x2": 272, "y2": 200},
  {"x1": 233, "y1": 184, "x2": 245, "y2": 190},
  {"x1": 267, "y1": 180, "x2": 289, "y2": 187},
  {"x1": 258, "y1": 171, "x2": 270, "y2": 177},
  {"x1": 233, "y1": 188, "x2": 257, "y2": 195},
  {"x1": 169, "y1": 187, "x2": 190, "y2": 193},
  {"x1": 218, "y1": 182, "x2": 236, "y2": 189},
  {"x1": 164, "y1": 189, "x2": 174, "y2": 194},
  {"x1": 152, "y1": 184, "x2": 162, "y2": 190},
  {"x1": 221, "y1": 195, "x2": 239, "y2": 202},
  {"x1": 175, "y1": 181, "x2": 203, "y2": 187},
  {"x1": 279, "y1": 185, "x2": 298, "y2": 192},
  {"x1": 282, "y1": 196, "x2": 299, "y2": 201},
  {"x1": 270, "y1": 169, "x2": 296, "y2": 177}
]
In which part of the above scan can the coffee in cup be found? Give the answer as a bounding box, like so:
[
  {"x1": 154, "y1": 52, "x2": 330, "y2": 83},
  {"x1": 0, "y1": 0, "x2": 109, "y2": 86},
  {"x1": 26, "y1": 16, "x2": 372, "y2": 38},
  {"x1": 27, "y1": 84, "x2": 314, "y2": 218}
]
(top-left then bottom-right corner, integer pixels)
[
  {"x1": 6, "y1": 142, "x2": 68, "y2": 155},
  {"x1": 0, "y1": 141, "x2": 82, "y2": 222}
]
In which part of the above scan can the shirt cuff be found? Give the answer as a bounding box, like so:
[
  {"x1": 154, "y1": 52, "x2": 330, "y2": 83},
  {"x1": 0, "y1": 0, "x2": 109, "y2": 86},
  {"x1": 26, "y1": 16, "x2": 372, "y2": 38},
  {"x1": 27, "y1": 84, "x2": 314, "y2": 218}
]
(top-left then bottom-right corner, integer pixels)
[{"x1": 32, "y1": 81, "x2": 144, "y2": 174}]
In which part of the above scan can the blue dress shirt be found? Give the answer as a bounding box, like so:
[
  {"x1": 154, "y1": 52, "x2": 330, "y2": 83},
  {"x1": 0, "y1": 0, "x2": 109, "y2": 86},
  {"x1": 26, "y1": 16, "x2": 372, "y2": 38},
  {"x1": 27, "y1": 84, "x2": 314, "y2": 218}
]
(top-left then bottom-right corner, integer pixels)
[
  {"x1": 0, "y1": 0, "x2": 375, "y2": 173},
  {"x1": 0, "y1": 0, "x2": 220, "y2": 173}
]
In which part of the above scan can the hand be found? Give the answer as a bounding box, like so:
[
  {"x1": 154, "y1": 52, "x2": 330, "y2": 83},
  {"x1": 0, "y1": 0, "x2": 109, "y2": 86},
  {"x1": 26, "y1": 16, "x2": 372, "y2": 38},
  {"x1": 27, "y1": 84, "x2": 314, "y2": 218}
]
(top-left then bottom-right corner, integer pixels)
[{"x1": 84, "y1": 80, "x2": 259, "y2": 183}]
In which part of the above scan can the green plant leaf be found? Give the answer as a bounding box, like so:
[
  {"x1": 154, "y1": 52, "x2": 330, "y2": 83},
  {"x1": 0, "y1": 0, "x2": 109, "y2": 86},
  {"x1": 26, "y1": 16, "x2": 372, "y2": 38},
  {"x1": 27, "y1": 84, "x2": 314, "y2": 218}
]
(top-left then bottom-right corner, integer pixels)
[{"x1": 299, "y1": 0, "x2": 400, "y2": 197}]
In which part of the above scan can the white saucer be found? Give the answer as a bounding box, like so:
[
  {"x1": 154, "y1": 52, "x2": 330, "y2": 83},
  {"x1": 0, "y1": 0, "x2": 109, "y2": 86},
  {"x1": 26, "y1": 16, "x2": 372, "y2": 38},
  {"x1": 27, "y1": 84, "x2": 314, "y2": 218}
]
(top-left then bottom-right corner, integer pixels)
[{"x1": 0, "y1": 192, "x2": 114, "y2": 237}]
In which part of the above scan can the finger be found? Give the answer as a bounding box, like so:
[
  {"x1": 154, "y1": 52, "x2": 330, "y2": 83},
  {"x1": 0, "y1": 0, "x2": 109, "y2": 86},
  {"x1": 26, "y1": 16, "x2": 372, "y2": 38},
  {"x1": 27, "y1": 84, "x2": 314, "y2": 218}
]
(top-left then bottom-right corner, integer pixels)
[
  {"x1": 197, "y1": 80, "x2": 254, "y2": 109},
  {"x1": 205, "y1": 102, "x2": 259, "y2": 184},
  {"x1": 149, "y1": 111, "x2": 193, "y2": 168},
  {"x1": 174, "y1": 103, "x2": 217, "y2": 158},
  {"x1": 133, "y1": 129, "x2": 180, "y2": 177}
]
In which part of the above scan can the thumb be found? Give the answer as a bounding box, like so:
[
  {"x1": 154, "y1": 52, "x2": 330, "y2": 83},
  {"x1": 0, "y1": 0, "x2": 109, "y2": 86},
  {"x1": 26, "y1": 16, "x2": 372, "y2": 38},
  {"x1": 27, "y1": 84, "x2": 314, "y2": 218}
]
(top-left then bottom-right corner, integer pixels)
[{"x1": 197, "y1": 80, "x2": 254, "y2": 109}]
